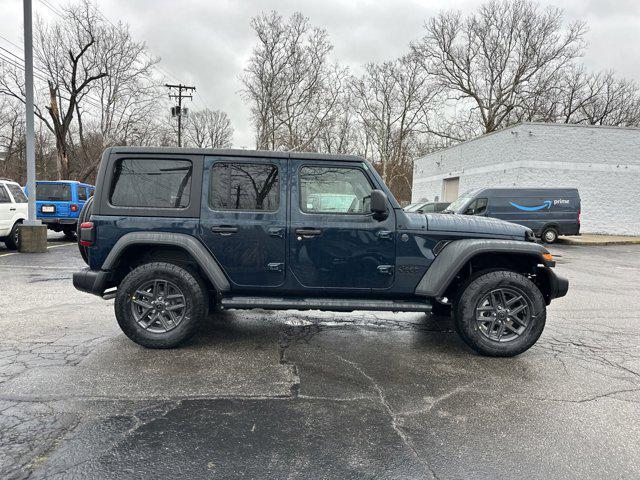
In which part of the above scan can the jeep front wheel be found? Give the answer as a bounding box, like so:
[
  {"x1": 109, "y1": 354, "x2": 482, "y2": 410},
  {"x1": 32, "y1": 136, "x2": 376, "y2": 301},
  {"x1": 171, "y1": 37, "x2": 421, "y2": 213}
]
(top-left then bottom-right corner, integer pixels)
[
  {"x1": 114, "y1": 262, "x2": 207, "y2": 348},
  {"x1": 454, "y1": 270, "x2": 546, "y2": 357}
]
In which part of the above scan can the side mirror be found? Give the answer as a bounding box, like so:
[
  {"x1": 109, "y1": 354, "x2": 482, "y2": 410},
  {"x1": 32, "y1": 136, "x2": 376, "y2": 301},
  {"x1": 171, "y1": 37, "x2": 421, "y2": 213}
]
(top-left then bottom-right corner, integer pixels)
[{"x1": 370, "y1": 189, "x2": 388, "y2": 220}]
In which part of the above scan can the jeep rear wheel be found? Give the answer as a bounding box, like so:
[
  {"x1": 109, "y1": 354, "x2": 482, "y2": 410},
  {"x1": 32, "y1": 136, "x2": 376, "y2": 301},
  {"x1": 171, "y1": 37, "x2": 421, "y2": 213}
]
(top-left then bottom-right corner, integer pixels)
[
  {"x1": 115, "y1": 262, "x2": 207, "y2": 348},
  {"x1": 454, "y1": 270, "x2": 546, "y2": 357}
]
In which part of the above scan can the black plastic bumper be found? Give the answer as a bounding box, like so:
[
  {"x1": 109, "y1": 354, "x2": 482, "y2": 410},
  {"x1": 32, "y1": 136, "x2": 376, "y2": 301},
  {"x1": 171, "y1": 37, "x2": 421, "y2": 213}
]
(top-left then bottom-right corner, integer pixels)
[
  {"x1": 73, "y1": 268, "x2": 108, "y2": 296},
  {"x1": 548, "y1": 269, "x2": 569, "y2": 300},
  {"x1": 41, "y1": 218, "x2": 77, "y2": 225}
]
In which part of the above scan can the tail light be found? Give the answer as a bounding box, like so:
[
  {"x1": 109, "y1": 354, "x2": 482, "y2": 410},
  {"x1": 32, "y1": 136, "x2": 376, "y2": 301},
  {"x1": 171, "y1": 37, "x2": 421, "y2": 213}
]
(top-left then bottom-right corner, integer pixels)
[
  {"x1": 79, "y1": 221, "x2": 95, "y2": 246},
  {"x1": 70, "y1": 204, "x2": 79, "y2": 212},
  {"x1": 578, "y1": 208, "x2": 581, "y2": 225}
]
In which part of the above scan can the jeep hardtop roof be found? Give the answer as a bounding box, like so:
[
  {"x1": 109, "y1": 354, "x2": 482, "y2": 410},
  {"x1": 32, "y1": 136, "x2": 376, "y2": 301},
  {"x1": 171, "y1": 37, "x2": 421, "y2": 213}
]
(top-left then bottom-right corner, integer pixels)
[
  {"x1": 36, "y1": 180, "x2": 93, "y2": 185},
  {"x1": 104, "y1": 146, "x2": 366, "y2": 163}
]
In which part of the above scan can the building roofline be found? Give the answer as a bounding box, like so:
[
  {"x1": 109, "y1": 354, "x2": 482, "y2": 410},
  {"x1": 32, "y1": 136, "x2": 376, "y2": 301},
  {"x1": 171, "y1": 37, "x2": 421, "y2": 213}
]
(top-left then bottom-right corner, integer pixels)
[
  {"x1": 417, "y1": 121, "x2": 640, "y2": 160},
  {"x1": 106, "y1": 146, "x2": 365, "y2": 162}
]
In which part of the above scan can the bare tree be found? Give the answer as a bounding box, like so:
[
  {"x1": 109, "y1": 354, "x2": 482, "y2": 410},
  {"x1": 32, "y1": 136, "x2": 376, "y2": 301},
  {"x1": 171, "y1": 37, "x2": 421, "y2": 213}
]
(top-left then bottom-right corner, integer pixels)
[
  {"x1": 412, "y1": 0, "x2": 586, "y2": 136},
  {"x1": 185, "y1": 109, "x2": 234, "y2": 148},
  {"x1": 34, "y1": 0, "x2": 109, "y2": 179},
  {"x1": 350, "y1": 55, "x2": 438, "y2": 200},
  {"x1": 577, "y1": 71, "x2": 640, "y2": 126},
  {"x1": 74, "y1": 19, "x2": 161, "y2": 180},
  {"x1": 241, "y1": 11, "x2": 343, "y2": 151}
]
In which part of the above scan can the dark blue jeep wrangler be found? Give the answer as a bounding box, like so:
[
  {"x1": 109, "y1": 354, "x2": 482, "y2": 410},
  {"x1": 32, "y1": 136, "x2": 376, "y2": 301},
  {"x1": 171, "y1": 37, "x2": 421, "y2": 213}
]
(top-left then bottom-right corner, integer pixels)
[{"x1": 73, "y1": 147, "x2": 568, "y2": 356}]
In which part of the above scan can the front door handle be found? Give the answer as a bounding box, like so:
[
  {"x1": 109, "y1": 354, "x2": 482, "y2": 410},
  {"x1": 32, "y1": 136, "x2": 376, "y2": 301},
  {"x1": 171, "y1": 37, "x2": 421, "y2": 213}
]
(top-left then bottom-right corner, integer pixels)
[
  {"x1": 9, "y1": 208, "x2": 16, "y2": 211},
  {"x1": 377, "y1": 265, "x2": 394, "y2": 276},
  {"x1": 295, "y1": 228, "x2": 322, "y2": 238},
  {"x1": 211, "y1": 226, "x2": 238, "y2": 235}
]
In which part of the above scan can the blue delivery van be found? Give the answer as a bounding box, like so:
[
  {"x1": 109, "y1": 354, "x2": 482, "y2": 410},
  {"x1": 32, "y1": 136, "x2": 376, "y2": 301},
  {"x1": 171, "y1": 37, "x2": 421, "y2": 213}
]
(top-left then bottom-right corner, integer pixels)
[
  {"x1": 445, "y1": 188, "x2": 580, "y2": 243},
  {"x1": 25, "y1": 181, "x2": 95, "y2": 238}
]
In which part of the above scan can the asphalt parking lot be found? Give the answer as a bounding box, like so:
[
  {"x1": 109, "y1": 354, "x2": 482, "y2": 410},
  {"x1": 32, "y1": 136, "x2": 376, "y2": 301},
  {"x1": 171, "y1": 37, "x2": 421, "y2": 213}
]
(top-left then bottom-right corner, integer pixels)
[{"x1": 0, "y1": 235, "x2": 639, "y2": 479}]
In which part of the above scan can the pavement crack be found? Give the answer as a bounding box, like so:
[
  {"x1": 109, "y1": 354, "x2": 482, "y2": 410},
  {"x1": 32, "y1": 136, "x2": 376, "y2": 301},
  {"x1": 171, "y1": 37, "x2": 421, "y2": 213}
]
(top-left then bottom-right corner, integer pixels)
[
  {"x1": 397, "y1": 383, "x2": 474, "y2": 417},
  {"x1": 328, "y1": 351, "x2": 439, "y2": 480}
]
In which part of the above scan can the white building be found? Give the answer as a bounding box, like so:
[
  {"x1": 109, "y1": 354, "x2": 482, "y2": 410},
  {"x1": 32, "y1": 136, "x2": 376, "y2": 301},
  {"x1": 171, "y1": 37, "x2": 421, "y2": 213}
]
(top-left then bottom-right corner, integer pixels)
[{"x1": 412, "y1": 122, "x2": 640, "y2": 236}]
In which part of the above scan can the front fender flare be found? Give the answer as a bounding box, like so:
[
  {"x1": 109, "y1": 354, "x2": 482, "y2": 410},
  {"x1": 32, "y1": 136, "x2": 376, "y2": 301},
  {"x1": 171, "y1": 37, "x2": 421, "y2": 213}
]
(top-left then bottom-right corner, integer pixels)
[
  {"x1": 103, "y1": 232, "x2": 230, "y2": 292},
  {"x1": 415, "y1": 239, "x2": 550, "y2": 297}
]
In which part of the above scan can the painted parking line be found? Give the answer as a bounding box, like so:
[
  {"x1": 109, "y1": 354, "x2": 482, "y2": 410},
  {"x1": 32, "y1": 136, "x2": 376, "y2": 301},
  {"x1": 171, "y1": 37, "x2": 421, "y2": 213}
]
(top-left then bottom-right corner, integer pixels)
[{"x1": 0, "y1": 242, "x2": 76, "y2": 258}]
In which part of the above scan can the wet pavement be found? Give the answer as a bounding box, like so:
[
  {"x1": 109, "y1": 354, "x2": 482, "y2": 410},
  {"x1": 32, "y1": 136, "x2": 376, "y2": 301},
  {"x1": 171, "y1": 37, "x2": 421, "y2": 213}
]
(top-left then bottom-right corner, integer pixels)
[{"x1": 0, "y1": 235, "x2": 639, "y2": 479}]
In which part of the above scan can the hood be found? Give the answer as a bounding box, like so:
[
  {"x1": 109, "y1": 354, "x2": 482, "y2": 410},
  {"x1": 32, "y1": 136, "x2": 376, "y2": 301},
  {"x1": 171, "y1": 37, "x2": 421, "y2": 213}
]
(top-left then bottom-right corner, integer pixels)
[{"x1": 403, "y1": 212, "x2": 530, "y2": 239}]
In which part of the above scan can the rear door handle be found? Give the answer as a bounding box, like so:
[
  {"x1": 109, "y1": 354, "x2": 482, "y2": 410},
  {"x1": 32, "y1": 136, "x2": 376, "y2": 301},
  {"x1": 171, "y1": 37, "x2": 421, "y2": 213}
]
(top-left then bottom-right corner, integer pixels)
[
  {"x1": 268, "y1": 227, "x2": 285, "y2": 238},
  {"x1": 295, "y1": 228, "x2": 322, "y2": 238},
  {"x1": 211, "y1": 226, "x2": 238, "y2": 235},
  {"x1": 9, "y1": 208, "x2": 16, "y2": 211},
  {"x1": 376, "y1": 230, "x2": 393, "y2": 240}
]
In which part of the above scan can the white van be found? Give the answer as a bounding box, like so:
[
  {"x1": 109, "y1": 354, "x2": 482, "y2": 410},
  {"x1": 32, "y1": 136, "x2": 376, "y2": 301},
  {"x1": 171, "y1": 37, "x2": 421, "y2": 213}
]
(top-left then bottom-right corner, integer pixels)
[{"x1": 0, "y1": 179, "x2": 28, "y2": 249}]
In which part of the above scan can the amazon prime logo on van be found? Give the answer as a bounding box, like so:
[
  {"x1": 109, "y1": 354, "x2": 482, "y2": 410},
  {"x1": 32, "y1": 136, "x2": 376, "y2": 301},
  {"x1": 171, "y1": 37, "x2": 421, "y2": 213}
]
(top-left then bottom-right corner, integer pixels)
[
  {"x1": 509, "y1": 200, "x2": 551, "y2": 211},
  {"x1": 510, "y1": 199, "x2": 570, "y2": 211}
]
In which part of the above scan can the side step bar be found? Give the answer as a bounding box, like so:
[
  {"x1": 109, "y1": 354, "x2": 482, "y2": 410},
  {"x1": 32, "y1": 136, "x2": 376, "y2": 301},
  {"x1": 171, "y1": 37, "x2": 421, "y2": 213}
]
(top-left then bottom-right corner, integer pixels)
[{"x1": 220, "y1": 296, "x2": 432, "y2": 313}]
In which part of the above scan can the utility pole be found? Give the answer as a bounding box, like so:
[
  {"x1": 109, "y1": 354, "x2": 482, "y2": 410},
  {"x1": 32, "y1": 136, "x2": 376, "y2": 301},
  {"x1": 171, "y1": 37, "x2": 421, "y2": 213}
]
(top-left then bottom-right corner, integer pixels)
[
  {"x1": 20, "y1": 0, "x2": 46, "y2": 252},
  {"x1": 165, "y1": 84, "x2": 195, "y2": 147}
]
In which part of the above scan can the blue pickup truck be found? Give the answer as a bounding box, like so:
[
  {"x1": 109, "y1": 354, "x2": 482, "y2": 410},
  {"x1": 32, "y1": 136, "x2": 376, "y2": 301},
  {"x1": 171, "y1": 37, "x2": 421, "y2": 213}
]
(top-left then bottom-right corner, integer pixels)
[
  {"x1": 73, "y1": 147, "x2": 567, "y2": 357},
  {"x1": 26, "y1": 181, "x2": 94, "y2": 238}
]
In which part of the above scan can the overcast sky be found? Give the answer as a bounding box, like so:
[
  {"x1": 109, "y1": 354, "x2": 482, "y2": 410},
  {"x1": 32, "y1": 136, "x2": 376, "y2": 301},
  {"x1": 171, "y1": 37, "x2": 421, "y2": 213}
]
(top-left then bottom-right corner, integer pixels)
[{"x1": 1, "y1": 0, "x2": 640, "y2": 147}]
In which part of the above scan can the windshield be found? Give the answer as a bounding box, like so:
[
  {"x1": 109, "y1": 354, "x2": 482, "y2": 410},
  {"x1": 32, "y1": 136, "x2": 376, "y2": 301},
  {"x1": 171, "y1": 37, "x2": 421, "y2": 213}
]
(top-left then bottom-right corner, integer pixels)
[
  {"x1": 36, "y1": 183, "x2": 72, "y2": 202},
  {"x1": 404, "y1": 203, "x2": 423, "y2": 212},
  {"x1": 445, "y1": 196, "x2": 472, "y2": 213}
]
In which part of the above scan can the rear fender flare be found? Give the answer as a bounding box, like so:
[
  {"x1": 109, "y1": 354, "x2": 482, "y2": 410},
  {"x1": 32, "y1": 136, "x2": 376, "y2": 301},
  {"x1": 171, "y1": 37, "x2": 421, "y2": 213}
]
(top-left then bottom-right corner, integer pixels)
[
  {"x1": 415, "y1": 239, "x2": 550, "y2": 297},
  {"x1": 103, "y1": 232, "x2": 230, "y2": 292}
]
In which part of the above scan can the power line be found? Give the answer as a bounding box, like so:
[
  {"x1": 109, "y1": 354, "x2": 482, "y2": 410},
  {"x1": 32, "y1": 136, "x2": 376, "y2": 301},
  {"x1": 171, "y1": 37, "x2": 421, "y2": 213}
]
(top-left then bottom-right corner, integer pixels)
[
  {"x1": 0, "y1": 33, "x2": 105, "y2": 111},
  {"x1": 38, "y1": 0, "x2": 63, "y2": 18},
  {"x1": 0, "y1": 52, "x2": 104, "y2": 111}
]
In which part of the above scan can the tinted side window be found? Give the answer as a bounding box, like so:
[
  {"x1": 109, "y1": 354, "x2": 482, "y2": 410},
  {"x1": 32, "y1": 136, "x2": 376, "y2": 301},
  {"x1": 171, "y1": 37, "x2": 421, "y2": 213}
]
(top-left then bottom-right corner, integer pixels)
[
  {"x1": 77, "y1": 186, "x2": 87, "y2": 201},
  {"x1": 0, "y1": 186, "x2": 10, "y2": 203},
  {"x1": 210, "y1": 163, "x2": 279, "y2": 211},
  {"x1": 465, "y1": 198, "x2": 488, "y2": 215},
  {"x1": 475, "y1": 198, "x2": 488, "y2": 214},
  {"x1": 110, "y1": 159, "x2": 192, "y2": 208},
  {"x1": 6, "y1": 184, "x2": 27, "y2": 203},
  {"x1": 300, "y1": 166, "x2": 373, "y2": 214},
  {"x1": 420, "y1": 204, "x2": 435, "y2": 213}
]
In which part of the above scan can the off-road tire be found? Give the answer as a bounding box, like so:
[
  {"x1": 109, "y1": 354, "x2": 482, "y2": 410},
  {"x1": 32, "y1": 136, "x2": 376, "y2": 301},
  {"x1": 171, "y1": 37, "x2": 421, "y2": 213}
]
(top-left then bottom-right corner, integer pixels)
[
  {"x1": 115, "y1": 262, "x2": 207, "y2": 348},
  {"x1": 454, "y1": 270, "x2": 546, "y2": 357},
  {"x1": 5, "y1": 221, "x2": 22, "y2": 250},
  {"x1": 63, "y1": 226, "x2": 76, "y2": 239},
  {"x1": 541, "y1": 227, "x2": 558, "y2": 244},
  {"x1": 77, "y1": 196, "x2": 94, "y2": 264}
]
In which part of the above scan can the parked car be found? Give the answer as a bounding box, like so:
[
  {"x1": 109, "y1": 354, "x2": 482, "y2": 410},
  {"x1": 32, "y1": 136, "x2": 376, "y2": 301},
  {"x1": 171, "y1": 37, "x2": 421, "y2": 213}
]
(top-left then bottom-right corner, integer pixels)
[
  {"x1": 404, "y1": 201, "x2": 450, "y2": 214},
  {"x1": 445, "y1": 188, "x2": 581, "y2": 243},
  {"x1": 25, "y1": 181, "x2": 94, "y2": 238},
  {"x1": 0, "y1": 178, "x2": 28, "y2": 250},
  {"x1": 73, "y1": 147, "x2": 567, "y2": 357}
]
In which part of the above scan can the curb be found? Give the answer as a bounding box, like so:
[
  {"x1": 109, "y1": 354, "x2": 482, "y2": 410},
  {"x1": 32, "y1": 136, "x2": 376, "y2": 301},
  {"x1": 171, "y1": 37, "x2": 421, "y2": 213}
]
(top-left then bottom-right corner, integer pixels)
[{"x1": 557, "y1": 237, "x2": 640, "y2": 246}]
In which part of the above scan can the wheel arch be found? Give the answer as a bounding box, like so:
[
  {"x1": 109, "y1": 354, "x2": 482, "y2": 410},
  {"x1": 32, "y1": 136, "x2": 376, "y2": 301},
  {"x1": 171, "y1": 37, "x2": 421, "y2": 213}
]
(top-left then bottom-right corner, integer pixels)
[
  {"x1": 103, "y1": 232, "x2": 230, "y2": 293},
  {"x1": 415, "y1": 239, "x2": 553, "y2": 299}
]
